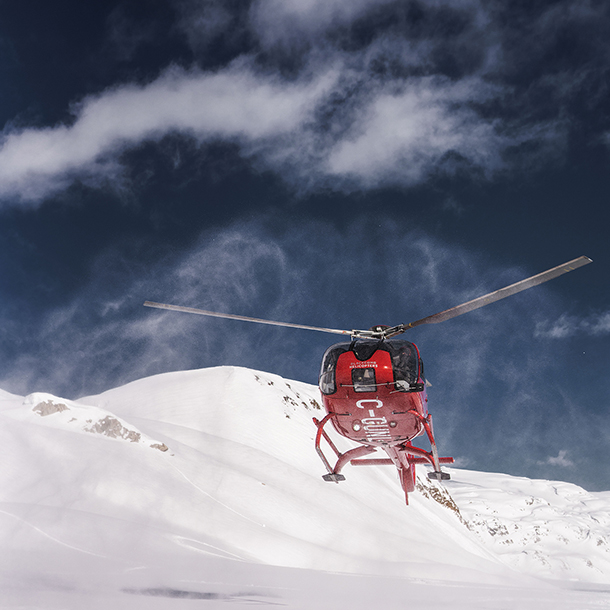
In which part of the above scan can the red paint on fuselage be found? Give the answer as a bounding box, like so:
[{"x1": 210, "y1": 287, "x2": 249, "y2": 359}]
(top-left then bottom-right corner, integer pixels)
[{"x1": 321, "y1": 344, "x2": 427, "y2": 447}]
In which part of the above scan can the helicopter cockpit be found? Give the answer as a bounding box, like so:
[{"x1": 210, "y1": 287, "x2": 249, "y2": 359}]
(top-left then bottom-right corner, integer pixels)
[{"x1": 319, "y1": 339, "x2": 422, "y2": 395}]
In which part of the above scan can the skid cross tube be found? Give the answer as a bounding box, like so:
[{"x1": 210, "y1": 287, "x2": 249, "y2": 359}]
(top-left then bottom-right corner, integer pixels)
[{"x1": 351, "y1": 451, "x2": 454, "y2": 468}]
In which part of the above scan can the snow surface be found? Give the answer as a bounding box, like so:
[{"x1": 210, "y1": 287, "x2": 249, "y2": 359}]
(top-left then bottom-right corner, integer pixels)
[{"x1": 1, "y1": 366, "x2": 609, "y2": 609}]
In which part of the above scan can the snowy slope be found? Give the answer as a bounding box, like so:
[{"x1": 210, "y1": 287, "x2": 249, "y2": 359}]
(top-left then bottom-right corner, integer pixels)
[
  {"x1": 451, "y1": 469, "x2": 610, "y2": 581},
  {"x1": 0, "y1": 366, "x2": 609, "y2": 609}
]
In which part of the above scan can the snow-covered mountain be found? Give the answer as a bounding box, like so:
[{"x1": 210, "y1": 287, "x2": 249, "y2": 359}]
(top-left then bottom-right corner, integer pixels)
[{"x1": 1, "y1": 366, "x2": 609, "y2": 609}]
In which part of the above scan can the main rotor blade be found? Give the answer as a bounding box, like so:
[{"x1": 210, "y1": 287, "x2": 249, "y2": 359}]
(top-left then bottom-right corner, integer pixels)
[
  {"x1": 403, "y1": 255, "x2": 592, "y2": 330},
  {"x1": 143, "y1": 301, "x2": 354, "y2": 337}
]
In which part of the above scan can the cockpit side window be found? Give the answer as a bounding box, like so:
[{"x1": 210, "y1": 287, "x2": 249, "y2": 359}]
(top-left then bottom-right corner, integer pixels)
[{"x1": 319, "y1": 343, "x2": 350, "y2": 395}]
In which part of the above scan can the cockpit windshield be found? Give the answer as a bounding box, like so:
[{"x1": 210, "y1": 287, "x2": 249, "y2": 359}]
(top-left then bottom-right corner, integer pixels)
[
  {"x1": 319, "y1": 340, "x2": 420, "y2": 395},
  {"x1": 386, "y1": 341, "x2": 419, "y2": 386},
  {"x1": 351, "y1": 367, "x2": 377, "y2": 392}
]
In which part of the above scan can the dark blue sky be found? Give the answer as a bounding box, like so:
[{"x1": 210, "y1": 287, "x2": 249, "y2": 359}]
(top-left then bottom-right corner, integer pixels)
[{"x1": 0, "y1": 0, "x2": 608, "y2": 490}]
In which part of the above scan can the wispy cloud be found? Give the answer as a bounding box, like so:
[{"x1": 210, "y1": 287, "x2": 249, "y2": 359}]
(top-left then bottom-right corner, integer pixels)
[
  {"x1": 538, "y1": 450, "x2": 575, "y2": 468},
  {"x1": 535, "y1": 311, "x2": 610, "y2": 338},
  {"x1": 324, "y1": 76, "x2": 507, "y2": 185},
  {"x1": 2, "y1": 0, "x2": 605, "y2": 205},
  {"x1": 0, "y1": 61, "x2": 337, "y2": 203},
  {"x1": 103, "y1": 5, "x2": 157, "y2": 62},
  {"x1": 248, "y1": 0, "x2": 397, "y2": 47},
  {"x1": 0, "y1": 218, "x2": 531, "y2": 396},
  {"x1": 0, "y1": 62, "x2": 528, "y2": 204}
]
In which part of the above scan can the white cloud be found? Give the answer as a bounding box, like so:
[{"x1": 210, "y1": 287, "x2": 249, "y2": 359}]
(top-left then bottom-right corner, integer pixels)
[
  {"x1": 535, "y1": 311, "x2": 610, "y2": 338},
  {"x1": 539, "y1": 450, "x2": 575, "y2": 468},
  {"x1": 325, "y1": 76, "x2": 506, "y2": 185},
  {"x1": 247, "y1": 0, "x2": 498, "y2": 52},
  {"x1": 535, "y1": 314, "x2": 577, "y2": 339},
  {"x1": 0, "y1": 0, "x2": 596, "y2": 205},
  {"x1": 249, "y1": 0, "x2": 396, "y2": 47},
  {"x1": 0, "y1": 59, "x2": 534, "y2": 204},
  {"x1": 0, "y1": 62, "x2": 337, "y2": 203},
  {"x1": 590, "y1": 312, "x2": 610, "y2": 334}
]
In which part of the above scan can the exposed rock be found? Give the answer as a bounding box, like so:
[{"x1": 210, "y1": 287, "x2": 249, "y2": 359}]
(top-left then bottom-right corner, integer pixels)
[
  {"x1": 32, "y1": 400, "x2": 70, "y2": 417},
  {"x1": 20, "y1": 392, "x2": 169, "y2": 452},
  {"x1": 416, "y1": 476, "x2": 468, "y2": 525},
  {"x1": 150, "y1": 443, "x2": 169, "y2": 452},
  {"x1": 85, "y1": 416, "x2": 141, "y2": 443}
]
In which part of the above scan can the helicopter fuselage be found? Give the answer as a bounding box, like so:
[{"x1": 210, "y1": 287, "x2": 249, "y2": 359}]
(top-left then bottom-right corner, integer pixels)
[
  {"x1": 313, "y1": 339, "x2": 450, "y2": 503},
  {"x1": 321, "y1": 340, "x2": 427, "y2": 447}
]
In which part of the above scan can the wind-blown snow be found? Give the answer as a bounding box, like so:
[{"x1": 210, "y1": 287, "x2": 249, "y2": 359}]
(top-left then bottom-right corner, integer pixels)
[{"x1": 0, "y1": 366, "x2": 608, "y2": 609}]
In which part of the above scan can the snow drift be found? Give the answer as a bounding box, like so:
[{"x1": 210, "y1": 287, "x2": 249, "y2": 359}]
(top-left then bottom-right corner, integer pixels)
[{"x1": 0, "y1": 366, "x2": 608, "y2": 609}]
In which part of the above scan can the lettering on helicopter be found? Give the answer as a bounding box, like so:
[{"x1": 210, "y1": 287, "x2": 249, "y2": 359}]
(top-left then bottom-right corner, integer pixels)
[
  {"x1": 356, "y1": 399, "x2": 383, "y2": 409},
  {"x1": 361, "y1": 416, "x2": 392, "y2": 442}
]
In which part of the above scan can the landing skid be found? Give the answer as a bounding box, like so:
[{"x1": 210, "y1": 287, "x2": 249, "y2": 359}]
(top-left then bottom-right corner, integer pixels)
[
  {"x1": 427, "y1": 471, "x2": 451, "y2": 481},
  {"x1": 312, "y1": 413, "x2": 453, "y2": 504},
  {"x1": 322, "y1": 473, "x2": 346, "y2": 482}
]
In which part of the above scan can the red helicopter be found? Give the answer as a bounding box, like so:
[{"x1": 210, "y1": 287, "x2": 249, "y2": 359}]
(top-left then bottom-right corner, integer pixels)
[{"x1": 144, "y1": 256, "x2": 591, "y2": 504}]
